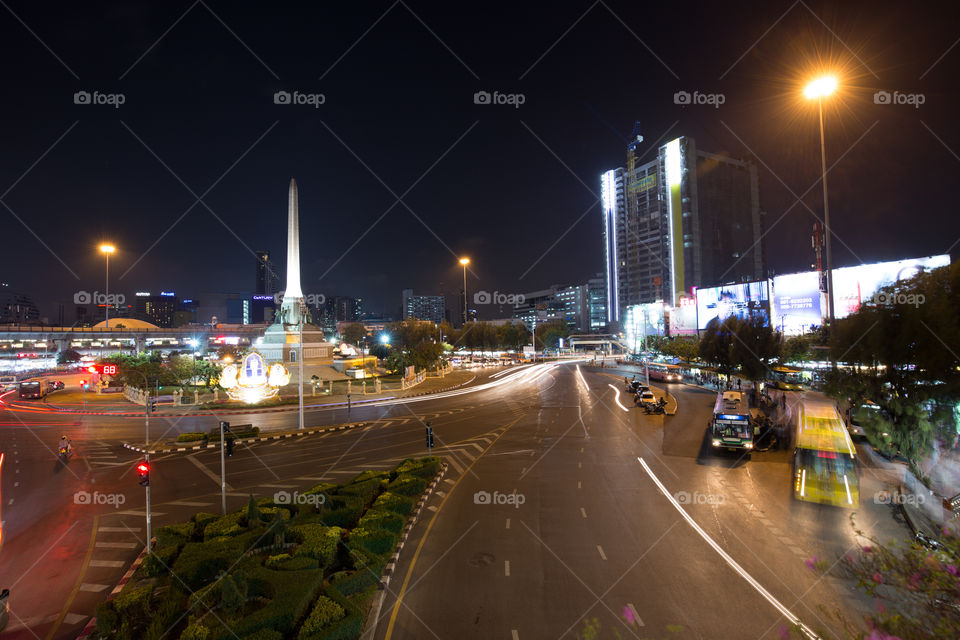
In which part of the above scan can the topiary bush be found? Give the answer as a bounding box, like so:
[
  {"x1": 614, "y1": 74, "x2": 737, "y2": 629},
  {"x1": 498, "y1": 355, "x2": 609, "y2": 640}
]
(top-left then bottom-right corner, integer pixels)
[
  {"x1": 157, "y1": 521, "x2": 196, "y2": 547},
  {"x1": 297, "y1": 595, "x2": 345, "y2": 638},
  {"x1": 140, "y1": 544, "x2": 181, "y2": 578},
  {"x1": 385, "y1": 475, "x2": 427, "y2": 497},
  {"x1": 357, "y1": 509, "x2": 405, "y2": 535},
  {"x1": 371, "y1": 491, "x2": 415, "y2": 516},
  {"x1": 349, "y1": 526, "x2": 397, "y2": 557},
  {"x1": 289, "y1": 524, "x2": 341, "y2": 566}
]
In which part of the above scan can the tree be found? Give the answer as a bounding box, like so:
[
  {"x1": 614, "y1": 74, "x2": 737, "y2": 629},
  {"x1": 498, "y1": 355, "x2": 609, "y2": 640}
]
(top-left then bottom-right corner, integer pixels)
[
  {"x1": 339, "y1": 323, "x2": 367, "y2": 345},
  {"x1": 57, "y1": 348, "x2": 81, "y2": 365},
  {"x1": 534, "y1": 321, "x2": 569, "y2": 351},
  {"x1": 698, "y1": 317, "x2": 736, "y2": 374},
  {"x1": 698, "y1": 315, "x2": 779, "y2": 383},
  {"x1": 656, "y1": 337, "x2": 699, "y2": 362}
]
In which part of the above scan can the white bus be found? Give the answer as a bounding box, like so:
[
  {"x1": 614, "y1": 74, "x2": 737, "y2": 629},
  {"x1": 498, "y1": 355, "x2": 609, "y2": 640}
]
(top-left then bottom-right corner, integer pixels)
[{"x1": 710, "y1": 391, "x2": 753, "y2": 450}]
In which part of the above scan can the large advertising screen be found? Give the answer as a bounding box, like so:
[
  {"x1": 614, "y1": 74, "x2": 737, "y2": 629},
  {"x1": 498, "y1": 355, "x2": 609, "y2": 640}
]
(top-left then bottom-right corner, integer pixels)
[
  {"x1": 668, "y1": 297, "x2": 698, "y2": 336},
  {"x1": 832, "y1": 255, "x2": 950, "y2": 319},
  {"x1": 696, "y1": 280, "x2": 769, "y2": 330},
  {"x1": 770, "y1": 271, "x2": 822, "y2": 335},
  {"x1": 624, "y1": 303, "x2": 666, "y2": 351}
]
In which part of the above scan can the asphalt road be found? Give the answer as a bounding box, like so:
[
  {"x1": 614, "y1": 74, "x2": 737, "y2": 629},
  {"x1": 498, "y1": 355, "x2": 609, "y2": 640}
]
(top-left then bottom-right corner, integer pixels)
[{"x1": 0, "y1": 361, "x2": 913, "y2": 639}]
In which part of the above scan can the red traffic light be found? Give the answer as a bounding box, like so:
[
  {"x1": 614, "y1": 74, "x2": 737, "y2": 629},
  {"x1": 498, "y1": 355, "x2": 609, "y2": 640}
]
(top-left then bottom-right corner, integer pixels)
[
  {"x1": 87, "y1": 365, "x2": 97, "y2": 374},
  {"x1": 80, "y1": 380, "x2": 86, "y2": 386},
  {"x1": 137, "y1": 461, "x2": 150, "y2": 486}
]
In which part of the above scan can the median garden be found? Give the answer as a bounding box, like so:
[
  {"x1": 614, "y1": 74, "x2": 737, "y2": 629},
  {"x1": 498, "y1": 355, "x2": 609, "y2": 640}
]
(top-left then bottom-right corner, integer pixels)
[{"x1": 93, "y1": 457, "x2": 441, "y2": 640}]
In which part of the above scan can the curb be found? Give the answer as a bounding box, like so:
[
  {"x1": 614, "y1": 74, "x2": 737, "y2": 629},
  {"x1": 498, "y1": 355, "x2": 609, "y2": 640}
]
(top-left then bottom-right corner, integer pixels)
[
  {"x1": 75, "y1": 544, "x2": 151, "y2": 640},
  {"x1": 895, "y1": 485, "x2": 919, "y2": 537},
  {"x1": 361, "y1": 462, "x2": 447, "y2": 640},
  {"x1": 123, "y1": 422, "x2": 368, "y2": 455}
]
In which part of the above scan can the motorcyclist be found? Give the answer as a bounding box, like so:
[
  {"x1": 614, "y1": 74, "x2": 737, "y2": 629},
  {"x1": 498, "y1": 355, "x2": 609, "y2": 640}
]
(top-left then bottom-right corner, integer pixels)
[{"x1": 58, "y1": 435, "x2": 72, "y2": 457}]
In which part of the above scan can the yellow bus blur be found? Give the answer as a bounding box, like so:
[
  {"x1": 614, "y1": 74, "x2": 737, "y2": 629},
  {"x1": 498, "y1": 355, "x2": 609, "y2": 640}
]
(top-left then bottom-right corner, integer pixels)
[{"x1": 794, "y1": 399, "x2": 859, "y2": 507}]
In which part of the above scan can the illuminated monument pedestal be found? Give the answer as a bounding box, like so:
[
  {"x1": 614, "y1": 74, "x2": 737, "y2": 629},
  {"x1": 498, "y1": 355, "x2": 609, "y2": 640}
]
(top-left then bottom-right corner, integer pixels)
[{"x1": 259, "y1": 178, "x2": 334, "y2": 366}]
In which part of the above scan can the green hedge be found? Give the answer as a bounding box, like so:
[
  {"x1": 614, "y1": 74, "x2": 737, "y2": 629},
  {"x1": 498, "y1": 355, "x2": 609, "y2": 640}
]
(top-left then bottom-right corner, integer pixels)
[
  {"x1": 193, "y1": 512, "x2": 219, "y2": 530},
  {"x1": 143, "y1": 594, "x2": 187, "y2": 640},
  {"x1": 176, "y1": 432, "x2": 207, "y2": 442},
  {"x1": 335, "y1": 477, "x2": 384, "y2": 503},
  {"x1": 299, "y1": 585, "x2": 365, "y2": 640},
  {"x1": 371, "y1": 492, "x2": 415, "y2": 516},
  {"x1": 297, "y1": 595, "x2": 346, "y2": 639},
  {"x1": 240, "y1": 630, "x2": 283, "y2": 640},
  {"x1": 203, "y1": 511, "x2": 245, "y2": 540},
  {"x1": 139, "y1": 544, "x2": 181, "y2": 578},
  {"x1": 394, "y1": 457, "x2": 440, "y2": 479},
  {"x1": 170, "y1": 531, "x2": 262, "y2": 591},
  {"x1": 330, "y1": 561, "x2": 385, "y2": 598},
  {"x1": 385, "y1": 475, "x2": 427, "y2": 497},
  {"x1": 356, "y1": 509, "x2": 405, "y2": 535},
  {"x1": 349, "y1": 526, "x2": 396, "y2": 557},
  {"x1": 95, "y1": 584, "x2": 154, "y2": 639},
  {"x1": 220, "y1": 568, "x2": 324, "y2": 639},
  {"x1": 156, "y1": 521, "x2": 196, "y2": 547},
  {"x1": 289, "y1": 524, "x2": 341, "y2": 566}
]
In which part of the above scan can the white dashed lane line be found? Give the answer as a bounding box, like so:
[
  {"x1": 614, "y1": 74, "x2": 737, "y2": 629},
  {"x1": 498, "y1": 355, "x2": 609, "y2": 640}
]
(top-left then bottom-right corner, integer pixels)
[{"x1": 597, "y1": 545, "x2": 607, "y2": 560}]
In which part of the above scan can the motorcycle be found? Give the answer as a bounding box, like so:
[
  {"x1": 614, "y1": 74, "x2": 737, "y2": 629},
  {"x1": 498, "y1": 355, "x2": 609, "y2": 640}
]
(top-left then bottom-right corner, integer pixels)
[
  {"x1": 58, "y1": 445, "x2": 72, "y2": 462},
  {"x1": 643, "y1": 398, "x2": 667, "y2": 415}
]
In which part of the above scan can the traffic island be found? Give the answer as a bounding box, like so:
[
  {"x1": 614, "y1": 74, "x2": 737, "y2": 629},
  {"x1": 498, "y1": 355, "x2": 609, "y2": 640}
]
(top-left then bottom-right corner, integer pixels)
[{"x1": 90, "y1": 457, "x2": 443, "y2": 640}]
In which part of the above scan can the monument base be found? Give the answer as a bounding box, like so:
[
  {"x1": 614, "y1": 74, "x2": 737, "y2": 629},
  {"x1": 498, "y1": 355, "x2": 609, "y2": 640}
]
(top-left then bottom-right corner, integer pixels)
[{"x1": 259, "y1": 322, "x2": 334, "y2": 364}]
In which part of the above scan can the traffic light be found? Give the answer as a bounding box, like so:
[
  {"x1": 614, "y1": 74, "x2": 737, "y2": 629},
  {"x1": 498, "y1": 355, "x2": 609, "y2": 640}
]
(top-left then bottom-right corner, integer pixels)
[
  {"x1": 80, "y1": 380, "x2": 87, "y2": 389},
  {"x1": 137, "y1": 461, "x2": 150, "y2": 486},
  {"x1": 425, "y1": 425, "x2": 435, "y2": 449},
  {"x1": 87, "y1": 365, "x2": 97, "y2": 374}
]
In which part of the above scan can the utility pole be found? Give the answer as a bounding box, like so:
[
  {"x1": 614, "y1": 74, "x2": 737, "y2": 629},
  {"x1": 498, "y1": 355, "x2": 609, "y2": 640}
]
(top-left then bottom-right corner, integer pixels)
[
  {"x1": 298, "y1": 299, "x2": 305, "y2": 430},
  {"x1": 220, "y1": 420, "x2": 229, "y2": 515},
  {"x1": 145, "y1": 453, "x2": 151, "y2": 552}
]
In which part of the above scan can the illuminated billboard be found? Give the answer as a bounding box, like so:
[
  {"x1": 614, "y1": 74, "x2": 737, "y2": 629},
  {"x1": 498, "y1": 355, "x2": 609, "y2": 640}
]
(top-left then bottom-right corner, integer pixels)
[
  {"x1": 832, "y1": 255, "x2": 950, "y2": 319},
  {"x1": 624, "y1": 303, "x2": 666, "y2": 351},
  {"x1": 668, "y1": 296, "x2": 698, "y2": 336},
  {"x1": 769, "y1": 271, "x2": 822, "y2": 335},
  {"x1": 696, "y1": 280, "x2": 769, "y2": 330}
]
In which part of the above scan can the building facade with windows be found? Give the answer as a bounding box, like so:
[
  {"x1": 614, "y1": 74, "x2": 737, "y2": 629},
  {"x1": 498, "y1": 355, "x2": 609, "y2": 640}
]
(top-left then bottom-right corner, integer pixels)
[{"x1": 401, "y1": 289, "x2": 445, "y2": 324}]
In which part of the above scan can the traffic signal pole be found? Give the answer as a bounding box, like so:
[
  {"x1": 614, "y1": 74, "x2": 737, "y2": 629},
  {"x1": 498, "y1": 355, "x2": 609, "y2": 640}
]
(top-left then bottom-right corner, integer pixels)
[
  {"x1": 220, "y1": 421, "x2": 228, "y2": 515},
  {"x1": 144, "y1": 454, "x2": 152, "y2": 552}
]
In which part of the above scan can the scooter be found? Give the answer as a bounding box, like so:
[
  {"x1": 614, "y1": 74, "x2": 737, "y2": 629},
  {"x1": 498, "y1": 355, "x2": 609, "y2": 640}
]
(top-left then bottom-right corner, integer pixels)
[
  {"x1": 644, "y1": 398, "x2": 667, "y2": 415},
  {"x1": 58, "y1": 445, "x2": 72, "y2": 462}
]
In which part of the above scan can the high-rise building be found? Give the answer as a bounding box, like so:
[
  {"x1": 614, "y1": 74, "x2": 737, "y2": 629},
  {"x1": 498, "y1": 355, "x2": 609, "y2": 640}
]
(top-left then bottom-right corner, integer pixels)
[
  {"x1": 134, "y1": 291, "x2": 178, "y2": 327},
  {"x1": 602, "y1": 127, "x2": 765, "y2": 327},
  {"x1": 402, "y1": 289, "x2": 446, "y2": 324},
  {"x1": 587, "y1": 273, "x2": 607, "y2": 332},
  {"x1": 0, "y1": 284, "x2": 40, "y2": 325},
  {"x1": 319, "y1": 296, "x2": 361, "y2": 330},
  {"x1": 255, "y1": 250, "x2": 275, "y2": 296},
  {"x1": 513, "y1": 284, "x2": 590, "y2": 333}
]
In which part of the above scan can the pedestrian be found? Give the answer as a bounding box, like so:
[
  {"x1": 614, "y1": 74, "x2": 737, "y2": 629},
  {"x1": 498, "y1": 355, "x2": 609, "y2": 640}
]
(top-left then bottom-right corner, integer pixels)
[{"x1": 737, "y1": 378, "x2": 742, "y2": 391}]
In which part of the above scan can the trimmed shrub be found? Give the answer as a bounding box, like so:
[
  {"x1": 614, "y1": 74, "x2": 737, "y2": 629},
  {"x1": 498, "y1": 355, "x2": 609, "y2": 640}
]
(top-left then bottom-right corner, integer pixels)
[
  {"x1": 94, "y1": 600, "x2": 118, "y2": 637},
  {"x1": 371, "y1": 491, "x2": 415, "y2": 516},
  {"x1": 203, "y1": 511, "x2": 245, "y2": 540},
  {"x1": 297, "y1": 595, "x2": 345, "y2": 638},
  {"x1": 348, "y1": 470, "x2": 390, "y2": 484},
  {"x1": 265, "y1": 553, "x2": 292, "y2": 569},
  {"x1": 193, "y1": 512, "x2": 219, "y2": 530},
  {"x1": 278, "y1": 556, "x2": 319, "y2": 571},
  {"x1": 330, "y1": 562, "x2": 384, "y2": 597},
  {"x1": 357, "y1": 509, "x2": 405, "y2": 535},
  {"x1": 301, "y1": 585, "x2": 365, "y2": 640},
  {"x1": 179, "y1": 620, "x2": 210, "y2": 640},
  {"x1": 290, "y1": 524, "x2": 341, "y2": 566},
  {"x1": 170, "y1": 533, "x2": 261, "y2": 591},
  {"x1": 156, "y1": 521, "x2": 196, "y2": 547},
  {"x1": 140, "y1": 543, "x2": 180, "y2": 577},
  {"x1": 176, "y1": 432, "x2": 207, "y2": 443},
  {"x1": 318, "y1": 496, "x2": 365, "y2": 529},
  {"x1": 385, "y1": 475, "x2": 426, "y2": 497},
  {"x1": 394, "y1": 457, "x2": 440, "y2": 479},
  {"x1": 349, "y1": 526, "x2": 397, "y2": 557},
  {"x1": 335, "y1": 477, "x2": 383, "y2": 503},
  {"x1": 224, "y1": 568, "x2": 324, "y2": 639},
  {"x1": 241, "y1": 630, "x2": 283, "y2": 640},
  {"x1": 143, "y1": 595, "x2": 188, "y2": 640}
]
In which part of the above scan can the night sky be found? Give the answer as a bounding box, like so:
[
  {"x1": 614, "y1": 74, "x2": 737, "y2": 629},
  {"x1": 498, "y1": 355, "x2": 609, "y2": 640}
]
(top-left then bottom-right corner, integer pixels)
[{"x1": 3, "y1": 1, "x2": 959, "y2": 321}]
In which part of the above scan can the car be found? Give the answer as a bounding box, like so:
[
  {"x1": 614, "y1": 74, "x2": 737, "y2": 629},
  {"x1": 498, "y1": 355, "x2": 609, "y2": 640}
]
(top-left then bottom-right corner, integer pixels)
[
  {"x1": 47, "y1": 380, "x2": 65, "y2": 391},
  {"x1": 636, "y1": 390, "x2": 656, "y2": 405}
]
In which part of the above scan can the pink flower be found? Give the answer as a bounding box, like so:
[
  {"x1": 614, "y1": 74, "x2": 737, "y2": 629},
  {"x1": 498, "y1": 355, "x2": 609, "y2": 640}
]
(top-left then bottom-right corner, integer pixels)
[
  {"x1": 874, "y1": 599, "x2": 887, "y2": 615},
  {"x1": 873, "y1": 572, "x2": 884, "y2": 583},
  {"x1": 862, "y1": 545, "x2": 873, "y2": 553},
  {"x1": 805, "y1": 556, "x2": 819, "y2": 571},
  {"x1": 947, "y1": 564, "x2": 959, "y2": 576},
  {"x1": 622, "y1": 605, "x2": 636, "y2": 625}
]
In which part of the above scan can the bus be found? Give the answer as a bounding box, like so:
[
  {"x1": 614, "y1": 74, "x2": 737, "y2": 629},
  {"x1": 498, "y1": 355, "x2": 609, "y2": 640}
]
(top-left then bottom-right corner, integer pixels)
[
  {"x1": 769, "y1": 366, "x2": 804, "y2": 390},
  {"x1": 648, "y1": 362, "x2": 682, "y2": 383},
  {"x1": 710, "y1": 391, "x2": 753, "y2": 450},
  {"x1": 17, "y1": 381, "x2": 48, "y2": 400},
  {"x1": 794, "y1": 399, "x2": 859, "y2": 507}
]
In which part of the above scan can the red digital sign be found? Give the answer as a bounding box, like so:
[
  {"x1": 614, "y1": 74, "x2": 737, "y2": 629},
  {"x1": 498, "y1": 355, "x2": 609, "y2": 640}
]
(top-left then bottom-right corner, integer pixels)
[{"x1": 103, "y1": 364, "x2": 118, "y2": 376}]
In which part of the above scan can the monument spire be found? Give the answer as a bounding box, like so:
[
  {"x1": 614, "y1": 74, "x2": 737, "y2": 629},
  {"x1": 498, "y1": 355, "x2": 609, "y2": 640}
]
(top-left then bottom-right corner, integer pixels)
[{"x1": 285, "y1": 178, "x2": 303, "y2": 300}]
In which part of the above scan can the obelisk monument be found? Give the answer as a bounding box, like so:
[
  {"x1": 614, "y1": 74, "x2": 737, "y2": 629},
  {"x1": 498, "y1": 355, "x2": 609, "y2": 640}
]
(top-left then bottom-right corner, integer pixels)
[{"x1": 260, "y1": 178, "x2": 332, "y2": 364}]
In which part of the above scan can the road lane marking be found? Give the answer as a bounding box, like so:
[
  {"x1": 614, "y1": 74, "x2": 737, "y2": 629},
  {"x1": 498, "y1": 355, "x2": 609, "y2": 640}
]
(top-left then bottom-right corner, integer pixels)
[
  {"x1": 166, "y1": 501, "x2": 213, "y2": 507},
  {"x1": 79, "y1": 583, "x2": 110, "y2": 592},
  {"x1": 505, "y1": 518, "x2": 510, "y2": 529},
  {"x1": 187, "y1": 453, "x2": 233, "y2": 491},
  {"x1": 597, "y1": 545, "x2": 607, "y2": 560},
  {"x1": 577, "y1": 480, "x2": 582, "y2": 489},
  {"x1": 89, "y1": 560, "x2": 125, "y2": 568},
  {"x1": 447, "y1": 458, "x2": 464, "y2": 474},
  {"x1": 45, "y1": 515, "x2": 98, "y2": 640},
  {"x1": 626, "y1": 603, "x2": 645, "y2": 626},
  {"x1": 637, "y1": 457, "x2": 819, "y2": 639},
  {"x1": 95, "y1": 542, "x2": 138, "y2": 549},
  {"x1": 578, "y1": 462, "x2": 582, "y2": 469},
  {"x1": 580, "y1": 507, "x2": 587, "y2": 518},
  {"x1": 504, "y1": 560, "x2": 510, "y2": 576},
  {"x1": 114, "y1": 510, "x2": 166, "y2": 517},
  {"x1": 444, "y1": 478, "x2": 455, "y2": 485},
  {"x1": 512, "y1": 631, "x2": 519, "y2": 640},
  {"x1": 98, "y1": 527, "x2": 140, "y2": 533},
  {"x1": 258, "y1": 484, "x2": 296, "y2": 488}
]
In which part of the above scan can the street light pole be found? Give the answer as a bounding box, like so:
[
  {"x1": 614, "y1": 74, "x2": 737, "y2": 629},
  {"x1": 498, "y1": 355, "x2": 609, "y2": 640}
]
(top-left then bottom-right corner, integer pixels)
[
  {"x1": 459, "y1": 257, "x2": 470, "y2": 326},
  {"x1": 298, "y1": 299, "x2": 304, "y2": 431},
  {"x1": 99, "y1": 244, "x2": 116, "y2": 329},
  {"x1": 817, "y1": 97, "x2": 835, "y2": 326}
]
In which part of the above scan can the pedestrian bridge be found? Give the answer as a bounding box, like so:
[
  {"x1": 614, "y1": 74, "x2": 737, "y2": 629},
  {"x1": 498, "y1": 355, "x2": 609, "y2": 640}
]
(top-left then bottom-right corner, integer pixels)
[{"x1": 566, "y1": 334, "x2": 631, "y2": 354}]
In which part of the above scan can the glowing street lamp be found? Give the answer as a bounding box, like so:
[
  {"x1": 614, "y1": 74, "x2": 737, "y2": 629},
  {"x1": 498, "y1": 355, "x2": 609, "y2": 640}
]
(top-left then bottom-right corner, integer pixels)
[
  {"x1": 803, "y1": 75, "x2": 838, "y2": 327},
  {"x1": 459, "y1": 257, "x2": 470, "y2": 325},
  {"x1": 99, "y1": 244, "x2": 116, "y2": 329},
  {"x1": 379, "y1": 333, "x2": 391, "y2": 344}
]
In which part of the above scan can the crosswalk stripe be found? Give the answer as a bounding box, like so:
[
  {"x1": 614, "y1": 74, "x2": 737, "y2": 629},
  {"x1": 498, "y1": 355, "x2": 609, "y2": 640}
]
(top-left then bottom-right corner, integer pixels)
[
  {"x1": 95, "y1": 542, "x2": 138, "y2": 549},
  {"x1": 114, "y1": 510, "x2": 166, "y2": 517},
  {"x1": 166, "y1": 501, "x2": 213, "y2": 507},
  {"x1": 258, "y1": 484, "x2": 296, "y2": 489},
  {"x1": 79, "y1": 583, "x2": 110, "y2": 592},
  {"x1": 98, "y1": 527, "x2": 141, "y2": 533},
  {"x1": 447, "y1": 457, "x2": 464, "y2": 474},
  {"x1": 89, "y1": 560, "x2": 126, "y2": 568}
]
